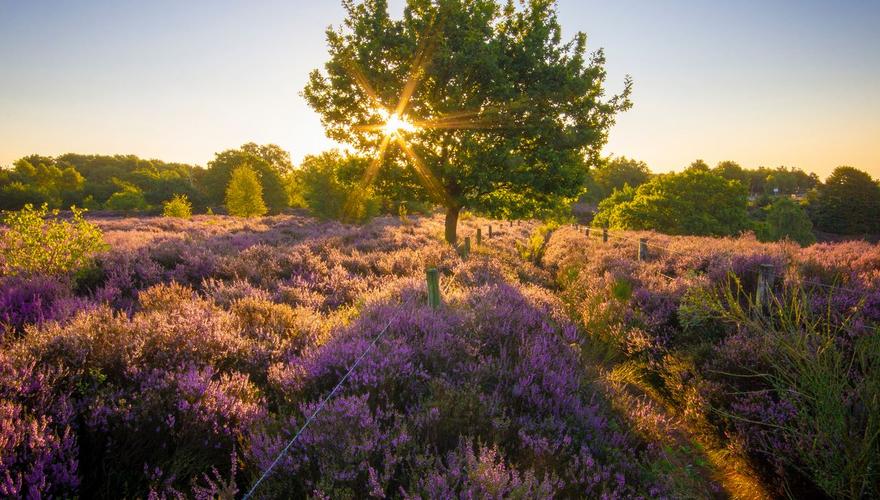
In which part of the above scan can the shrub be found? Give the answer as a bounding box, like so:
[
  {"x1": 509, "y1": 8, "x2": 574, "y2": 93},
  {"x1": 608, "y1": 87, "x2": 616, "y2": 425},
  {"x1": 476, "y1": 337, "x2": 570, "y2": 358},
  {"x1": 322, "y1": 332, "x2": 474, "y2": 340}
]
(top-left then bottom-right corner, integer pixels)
[
  {"x1": 595, "y1": 168, "x2": 750, "y2": 236},
  {"x1": 0, "y1": 353, "x2": 79, "y2": 497},
  {"x1": 757, "y1": 197, "x2": 815, "y2": 246},
  {"x1": 225, "y1": 166, "x2": 267, "y2": 217},
  {"x1": 162, "y1": 194, "x2": 192, "y2": 219},
  {"x1": 1, "y1": 204, "x2": 107, "y2": 277},
  {"x1": 105, "y1": 185, "x2": 148, "y2": 212},
  {"x1": 0, "y1": 274, "x2": 70, "y2": 334}
]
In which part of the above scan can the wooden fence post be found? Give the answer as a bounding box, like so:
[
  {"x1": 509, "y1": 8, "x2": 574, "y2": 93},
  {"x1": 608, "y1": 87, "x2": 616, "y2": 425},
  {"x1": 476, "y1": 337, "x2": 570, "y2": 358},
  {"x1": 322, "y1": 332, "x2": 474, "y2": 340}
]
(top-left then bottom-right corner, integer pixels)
[
  {"x1": 461, "y1": 236, "x2": 471, "y2": 259},
  {"x1": 488, "y1": 225, "x2": 493, "y2": 238},
  {"x1": 476, "y1": 228, "x2": 482, "y2": 245},
  {"x1": 426, "y1": 268, "x2": 440, "y2": 309},
  {"x1": 638, "y1": 238, "x2": 649, "y2": 262},
  {"x1": 602, "y1": 228, "x2": 608, "y2": 243},
  {"x1": 756, "y1": 264, "x2": 775, "y2": 312},
  {"x1": 584, "y1": 227, "x2": 590, "y2": 238}
]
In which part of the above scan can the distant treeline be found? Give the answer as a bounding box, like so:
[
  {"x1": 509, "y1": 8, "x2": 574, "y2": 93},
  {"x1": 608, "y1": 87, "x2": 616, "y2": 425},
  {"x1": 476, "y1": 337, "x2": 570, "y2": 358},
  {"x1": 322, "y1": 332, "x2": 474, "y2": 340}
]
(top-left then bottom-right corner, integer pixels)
[
  {"x1": 0, "y1": 143, "x2": 429, "y2": 221},
  {"x1": 0, "y1": 144, "x2": 292, "y2": 214},
  {"x1": 582, "y1": 157, "x2": 880, "y2": 243},
  {"x1": 2, "y1": 145, "x2": 878, "y2": 241}
]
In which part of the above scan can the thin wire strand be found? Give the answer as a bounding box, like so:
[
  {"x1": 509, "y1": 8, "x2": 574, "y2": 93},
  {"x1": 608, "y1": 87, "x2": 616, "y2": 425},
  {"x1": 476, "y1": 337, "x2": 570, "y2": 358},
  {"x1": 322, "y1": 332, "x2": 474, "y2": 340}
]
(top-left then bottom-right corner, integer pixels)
[{"x1": 241, "y1": 297, "x2": 410, "y2": 500}]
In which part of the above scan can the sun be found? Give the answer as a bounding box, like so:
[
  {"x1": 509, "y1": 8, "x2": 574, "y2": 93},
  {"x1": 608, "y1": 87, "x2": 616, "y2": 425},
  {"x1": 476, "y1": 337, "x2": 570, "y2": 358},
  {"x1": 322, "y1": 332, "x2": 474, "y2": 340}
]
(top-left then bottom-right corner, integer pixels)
[{"x1": 381, "y1": 112, "x2": 416, "y2": 136}]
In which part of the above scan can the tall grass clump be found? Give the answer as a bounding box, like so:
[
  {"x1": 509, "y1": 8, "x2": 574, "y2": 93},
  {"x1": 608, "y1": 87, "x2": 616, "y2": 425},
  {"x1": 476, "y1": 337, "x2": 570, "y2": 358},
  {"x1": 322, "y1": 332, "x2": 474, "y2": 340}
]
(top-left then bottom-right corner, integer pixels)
[{"x1": 707, "y1": 279, "x2": 880, "y2": 499}]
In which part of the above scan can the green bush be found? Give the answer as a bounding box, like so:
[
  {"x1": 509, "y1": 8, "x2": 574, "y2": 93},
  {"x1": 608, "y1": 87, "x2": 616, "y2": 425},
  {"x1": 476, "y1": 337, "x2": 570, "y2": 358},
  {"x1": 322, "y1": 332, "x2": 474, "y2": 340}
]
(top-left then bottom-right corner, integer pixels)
[
  {"x1": 225, "y1": 165, "x2": 267, "y2": 217},
  {"x1": 593, "y1": 168, "x2": 750, "y2": 236},
  {"x1": 518, "y1": 221, "x2": 558, "y2": 262},
  {"x1": 1, "y1": 204, "x2": 107, "y2": 276},
  {"x1": 105, "y1": 185, "x2": 148, "y2": 212},
  {"x1": 756, "y1": 197, "x2": 815, "y2": 246},
  {"x1": 162, "y1": 194, "x2": 192, "y2": 219}
]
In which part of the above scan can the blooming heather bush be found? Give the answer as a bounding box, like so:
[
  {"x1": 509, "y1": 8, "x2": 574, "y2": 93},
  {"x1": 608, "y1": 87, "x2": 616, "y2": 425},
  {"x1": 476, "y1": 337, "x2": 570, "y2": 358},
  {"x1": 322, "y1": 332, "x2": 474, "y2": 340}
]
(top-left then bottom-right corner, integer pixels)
[
  {"x1": 0, "y1": 274, "x2": 70, "y2": 335},
  {"x1": 6, "y1": 211, "x2": 873, "y2": 497},
  {"x1": 543, "y1": 225, "x2": 880, "y2": 498},
  {"x1": 0, "y1": 352, "x2": 79, "y2": 497},
  {"x1": 249, "y1": 277, "x2": 665, "y2": 498}
]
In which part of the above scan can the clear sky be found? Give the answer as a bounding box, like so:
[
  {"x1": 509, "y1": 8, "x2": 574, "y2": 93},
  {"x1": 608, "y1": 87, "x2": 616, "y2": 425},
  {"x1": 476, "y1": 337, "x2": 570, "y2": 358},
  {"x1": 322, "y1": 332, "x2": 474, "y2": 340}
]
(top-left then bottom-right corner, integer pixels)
[{"x1": 1, "y1": 0, "x2": 878, "y2": 178}]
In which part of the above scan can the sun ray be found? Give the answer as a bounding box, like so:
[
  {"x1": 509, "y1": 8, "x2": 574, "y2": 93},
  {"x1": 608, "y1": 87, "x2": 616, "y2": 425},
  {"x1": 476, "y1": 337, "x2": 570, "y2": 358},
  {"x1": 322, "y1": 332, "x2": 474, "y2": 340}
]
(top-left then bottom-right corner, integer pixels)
[
  {"x1": 343, "y1": 134, "x2": 393, "y2": 221},
  {"x1": 393, "y1": 15, "x2": 442, "y2": 117},
  {"x1": 343, "y1": 60, "x2": 386, "y2": 111},
  {"x1": 394, "y1": 135, "x2": 449, "y2": 205},
  {"x1": 341, "y1": 12, "x2": 518, "y2": 213},
  {"x1": 413, "y1": 118, "x2": 501, "y2": 130}
]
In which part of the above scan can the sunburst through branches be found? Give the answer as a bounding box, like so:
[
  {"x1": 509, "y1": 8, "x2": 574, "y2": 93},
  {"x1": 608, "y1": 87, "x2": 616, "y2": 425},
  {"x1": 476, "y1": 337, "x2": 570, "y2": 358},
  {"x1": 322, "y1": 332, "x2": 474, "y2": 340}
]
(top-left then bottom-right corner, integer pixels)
[{"x1": 339, "y1": 16, "x2": 501, "y2": 221}]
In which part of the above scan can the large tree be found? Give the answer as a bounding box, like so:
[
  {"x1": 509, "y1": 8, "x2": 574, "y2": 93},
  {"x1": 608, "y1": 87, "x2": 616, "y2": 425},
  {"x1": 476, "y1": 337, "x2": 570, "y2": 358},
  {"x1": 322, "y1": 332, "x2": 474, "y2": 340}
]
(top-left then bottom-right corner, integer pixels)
[
  {"x1": 304, "y1": 0, "x2": 631, "y2": 243},
  {"x1": 202, "y1": 144, "x2": 290, "y2": 214},
  {"x1": 588, "y1": 156, "x2": 650, "y2": 202},
  {"x1": 812, "y1": 166, "x2": 880, "y2": 234},
  {"x1": 225, "y1": 165, "x2": 268, "y2": 217}
]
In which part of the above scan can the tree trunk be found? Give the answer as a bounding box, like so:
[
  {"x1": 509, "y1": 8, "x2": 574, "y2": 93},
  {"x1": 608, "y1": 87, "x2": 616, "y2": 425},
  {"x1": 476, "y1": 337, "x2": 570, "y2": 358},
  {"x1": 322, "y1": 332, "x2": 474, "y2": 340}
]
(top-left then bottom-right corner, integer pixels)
[{"x1": 444, "y1": 206, "x2": 460, "y2": 245}]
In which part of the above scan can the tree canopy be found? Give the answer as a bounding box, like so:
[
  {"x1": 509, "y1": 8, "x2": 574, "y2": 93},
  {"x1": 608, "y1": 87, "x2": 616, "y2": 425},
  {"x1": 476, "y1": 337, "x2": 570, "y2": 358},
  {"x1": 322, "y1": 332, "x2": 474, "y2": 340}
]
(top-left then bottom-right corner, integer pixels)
[
  {"x1": 298, "y1": 150, "x2": 382, "y2": 221},
  {"x1": 811, "y1": 166, "x2": 880, "y2": 234},
  {"x1": 587, "y1": 156, "x2": 650, "y2": 203},
  {"x1": 225, "y1": 165, "x2": 268, "y2": 217},
  {"x1": 203, "y1": 144, "x2": 290, "y2": 214},
  {"x1": 303, "y1": 0, "x2": 631, "y2": 243},
  {"x1": 757, "y1": 197, "x2": 815, "y2": 246},
  {"x1": 593, "y1": 168, "x2": 750, "y2": 236}
]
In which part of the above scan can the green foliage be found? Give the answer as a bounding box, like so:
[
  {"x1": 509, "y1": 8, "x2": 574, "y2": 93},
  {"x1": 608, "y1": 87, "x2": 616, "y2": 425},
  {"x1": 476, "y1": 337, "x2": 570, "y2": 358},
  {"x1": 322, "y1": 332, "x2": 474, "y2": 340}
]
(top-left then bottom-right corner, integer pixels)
[
  {"x1": 587, "y1": 156, "x2": 651, "y2": 203},
  {"x1": 0, "y1": 156, "x2": 84, "y2": 209},
  {"x1": 0, "y1": 181, "x2": 51, "y2": 210},
  {"x1": 517, "y1": 221, "x2": 559, "y2": 262},
  {"x1": 611, "y1": 279, "x2": 633, "y2": 302},
  {"x1": 0, "y1": 203, "x2": 107, "y2": 276},
  {"x1": 709, "y1": 162, "x2": 819, "y2": 197},
  {"x1": 225, "y1": 166, "x2": 267, "y2": 218},
  {"x1": 303, "y1": 0, "x2": 631, "y2": 242},
  {"x1": 298, "y1": 151, "x2": 381, "y2": 222},
  {"x1": 757, "y1": 197, "x2": 815, "y2": 246},
  {"x1": 105, "y1": 183, "x2": 148, "y2": 212},
  {"x1": 811, "y1": 166, "x2": 880, "y2": 235},
  {"x1": 591, "y1": 184, "x2": 636, "y2": 229},
  {"x1": 203, "y1": 143, "x2": 290, "y2": 214},
  {"x1": 12, "y1": 154, "x2": 202, "y2": 209},
  {"x1": 686, "y1": 159, "x2": 710, "y2": 172},
  {"x1": 593, "y1": 169, "x2": 750, "y2": 236},
  {"x1": 677, "y1": 286, "x2": 727, "y2": 343},
  {"x1": 162, "y1": 194, "x2": 193, "y2": 219},
  {"x1": 712, "y1": 160, "x2": 750, "y2": 187}
]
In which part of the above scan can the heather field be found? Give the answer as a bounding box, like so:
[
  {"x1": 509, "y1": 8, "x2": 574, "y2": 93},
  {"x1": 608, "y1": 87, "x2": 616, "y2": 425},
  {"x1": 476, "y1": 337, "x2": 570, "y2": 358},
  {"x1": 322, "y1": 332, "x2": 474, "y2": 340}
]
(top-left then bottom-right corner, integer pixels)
[{"x1": 0, "y1": 213, "x2": 877, "y2": 499}]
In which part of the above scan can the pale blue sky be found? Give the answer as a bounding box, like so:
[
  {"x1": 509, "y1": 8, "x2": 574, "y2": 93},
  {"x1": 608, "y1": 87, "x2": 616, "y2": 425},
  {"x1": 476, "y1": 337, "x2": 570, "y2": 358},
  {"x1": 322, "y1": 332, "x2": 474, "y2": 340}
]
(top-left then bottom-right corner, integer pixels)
[{"x1": 1, "y1": 0, "x2": 878, "y2": 177}]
